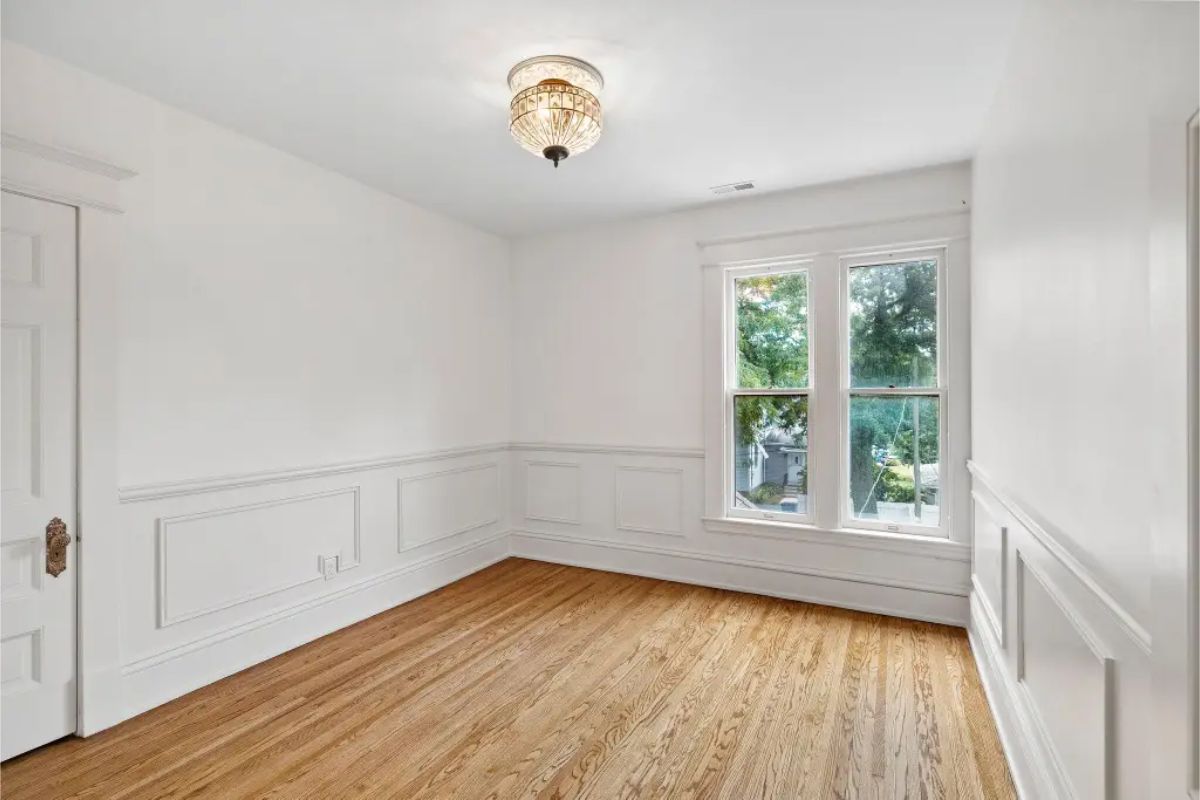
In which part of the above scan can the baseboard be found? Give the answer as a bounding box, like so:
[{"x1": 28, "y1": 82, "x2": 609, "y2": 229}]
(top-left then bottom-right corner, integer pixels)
[
  {"x1": 510, "y1": 529, "x2": 968, "y2": 626},
  {"x1": 116, "y1": 532, "x2": 509, "y2": 725},
  {"x1": 967, "y1": 592, "x2": 1052, "y2": 800}
]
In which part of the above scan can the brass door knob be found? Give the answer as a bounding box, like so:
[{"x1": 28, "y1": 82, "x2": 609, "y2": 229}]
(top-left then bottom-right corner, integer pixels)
[{"x1": 46, "y1": 517, "x2": 71, "y2": 577}]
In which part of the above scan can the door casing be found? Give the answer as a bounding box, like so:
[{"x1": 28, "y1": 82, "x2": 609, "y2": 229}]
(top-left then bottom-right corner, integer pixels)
[{"x1": 1, "y1": 132, "x2": 137, "y2": 736}]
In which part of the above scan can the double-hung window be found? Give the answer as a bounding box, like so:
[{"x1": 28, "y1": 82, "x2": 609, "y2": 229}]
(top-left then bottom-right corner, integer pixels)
[
  {"x1": 842, "y1": 250, "x2": 945, "y2": 535},
  {"x1": 725, "y1": 262, "x2": 812, "y2": 522},
  {"x1": 715, "y1": 244, "x2": 953, "y2": 539}
]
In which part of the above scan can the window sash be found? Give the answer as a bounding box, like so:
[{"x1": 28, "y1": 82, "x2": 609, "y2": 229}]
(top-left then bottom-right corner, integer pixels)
[
  {"x1": 725, "y1": 261, "x2": 814, "y2": 523},
  {"x1": 844, "y1": 391, "x2": 945, "y2": 533},
  {"x1": 839, "y1": 248, "x2": 948, "y2": 537}
]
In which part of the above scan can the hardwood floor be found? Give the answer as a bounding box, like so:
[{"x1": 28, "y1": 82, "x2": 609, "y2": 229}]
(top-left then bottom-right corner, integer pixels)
[{"x1": 1, "y1": 558, "x2": 1015, "y2": 799}]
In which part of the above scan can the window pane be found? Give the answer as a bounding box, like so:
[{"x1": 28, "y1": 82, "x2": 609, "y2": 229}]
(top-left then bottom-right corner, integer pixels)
[
  {"x1": 848, "y1": 395, "x2": 940, "y2": 527},
  {"x1": 735, "y1": 271, "x2": 809, "y2": 389},
  {"x1": 849, "y1": 259, "x2": 937, "y2": 388},
  {"x1": 732, "y1": 395, "x2": 809, "y2": 515}
]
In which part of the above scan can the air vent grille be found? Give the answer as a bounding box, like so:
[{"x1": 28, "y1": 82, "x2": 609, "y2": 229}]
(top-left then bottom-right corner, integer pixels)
[{"x1": 710, "y1": 181, "x2": 756, "y2": 195}]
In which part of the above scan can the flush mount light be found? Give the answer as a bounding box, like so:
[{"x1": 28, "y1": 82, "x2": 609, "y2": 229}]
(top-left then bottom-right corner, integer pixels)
[{"x1": 508, "y1": 55, "x2": 603, "y2": 168}]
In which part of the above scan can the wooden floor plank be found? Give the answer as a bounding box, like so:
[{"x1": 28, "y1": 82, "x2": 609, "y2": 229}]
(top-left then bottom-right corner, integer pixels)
[{"x1": 1, "y1": 559, "x2": 1016, "y2": 800}]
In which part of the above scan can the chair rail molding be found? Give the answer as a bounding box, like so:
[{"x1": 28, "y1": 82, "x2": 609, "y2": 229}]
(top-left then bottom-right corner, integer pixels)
[
  {"x1": 120, "y1": 442, "x2": 510, "y2": 502},
  {"x1": 967, "y1": 460, "x2": 1150, "y2": 653}
]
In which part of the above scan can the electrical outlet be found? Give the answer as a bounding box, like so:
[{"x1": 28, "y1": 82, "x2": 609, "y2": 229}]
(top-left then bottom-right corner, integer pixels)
[{"x1": 320, "y1": 555, "x2": 339, "y2": 581}]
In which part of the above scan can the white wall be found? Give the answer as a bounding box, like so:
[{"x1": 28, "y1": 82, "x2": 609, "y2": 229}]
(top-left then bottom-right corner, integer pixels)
[
  {"x1": 511, "y1": 163, "x2": 970, "y2": 448},
  {"x1": 3, "y1": 42, "x2": 512, "y2": 486},
  {"x1": 510, "y1": 164, "x2": 975, "y2": 628},
  {"x1": 2, "y1": 42, "x2": 514, "y2": 731},
  {"x1": 968, "y1": 0, "x2": 1197, "y2": 795}
]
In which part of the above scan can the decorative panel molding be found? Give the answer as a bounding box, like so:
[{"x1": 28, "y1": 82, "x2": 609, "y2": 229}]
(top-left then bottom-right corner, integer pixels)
[
  {"x1": 971, "y1": 490, "x2": 1007, "y2": 648},
  {"x1": 156, "y1": 487, "x2": 361, "y2": 627},
  {"x1": 524, "y1": 461, "x2": 582, "y2": 525},
  {"x1": 1016, "y1": 552, "x2": 1114, "y2": 800},
  {"x1": 968, "y1": 460, "x2": 1149, "y2": 654},
  {"x1": 967, "y1": 462, "x2": 1147, "y2": 799},
  {"x1": 398, "y1": 462, "x2": 501, "y2": 551},
  {"x1": 614, "y1": 465, "x2": 685, "y2": 536}
]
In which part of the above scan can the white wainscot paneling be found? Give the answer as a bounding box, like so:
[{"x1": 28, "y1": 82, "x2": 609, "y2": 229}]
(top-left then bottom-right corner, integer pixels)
[
  {"x1": 525, "y1": 460, "x2": 581, "y2": 525},
  {"x1": 157, "y1": 487, "x2": 360, "y2": 627},
  {"x1": 398, "y1": 462, "x2": 500, "y2": 551},
  {"x1": 972, "y1": 491, "x2": 1007, "y2": 648},
  {"x1": 614, "y1": 466, "x2": 684, "y2": 536},
  {"x1": 1018, "y1": 554, "x2": 1113, "y2": 800}
]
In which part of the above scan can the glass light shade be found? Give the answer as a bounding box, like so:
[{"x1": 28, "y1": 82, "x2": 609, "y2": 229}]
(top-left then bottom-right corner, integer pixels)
[{"x1": 509, "y1": 79, "x2": 603, "y2": 162}]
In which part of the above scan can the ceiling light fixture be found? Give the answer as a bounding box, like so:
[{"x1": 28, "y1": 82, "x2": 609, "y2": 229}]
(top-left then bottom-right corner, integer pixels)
[{"x1": 508, "y1": 55, "x2": 603, "y2": 168}]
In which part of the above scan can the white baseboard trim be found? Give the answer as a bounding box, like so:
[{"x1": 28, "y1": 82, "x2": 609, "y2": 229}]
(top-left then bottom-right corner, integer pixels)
[
  {"x1": 968, "y1": 592, "x2": 1052, "y2": 800},
  {"x1": 511, "y1": 529, "x2": 968, "y2": 626},
  {"x1": 117, "y1": 532, "x2": 509, "y2": 724}
]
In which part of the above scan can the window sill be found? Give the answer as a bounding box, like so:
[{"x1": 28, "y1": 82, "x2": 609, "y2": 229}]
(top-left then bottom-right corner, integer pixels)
[{"x1": 701, "y1": 516, "x2": 970, "y2": 562}]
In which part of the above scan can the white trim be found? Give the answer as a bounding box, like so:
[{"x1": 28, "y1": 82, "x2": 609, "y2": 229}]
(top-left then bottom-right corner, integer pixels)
[
  {"x1": 1015, "y1": 550, "x2": 1115, "y2": 800},
  {"x1": 396, "y1": 462, "x2": 502, "y2": 552},
  {"x1": 123, "y1": 531, "x2": 509, "y2": 675},
  {"x1": 696, "y1": 208, "x2": 970, "y2": 252},
  {"x1": 1, "y1": 133, "x2": 137, "y2": 181},
  {"x1": 968, "y1": 596, "x2": 1052, "y2": 800},
  {"x1": 0, "y1": 180, "x2": 125, "y2": 215},
  {"x1": 511, "y1": 529, "x2": 968, "y2": 625},
  {"x1": 972, "y1": 489, "x2": 1008, "y2": 649},
  {"x1": 119, "y1": 442, "x2": 510, "y2": 502},
  {"x1": 510, "y1": 441, "x2": 704, "y2": 459},
  {"x1": 512, "y1": 528, "x2": 968, "y2": 597},
  {"x1": 968, "y1": 460, "x2": 1152, "y2": 654},
  {"x1": 1187, "y1": 108, "x2": 1200, "y2": 799},
  {"x1": 155, "y1": 487, "x2": 362, "y2": 627},
  {"x1": 701, "y1": 515, "x2": 970, "y2": 561}
]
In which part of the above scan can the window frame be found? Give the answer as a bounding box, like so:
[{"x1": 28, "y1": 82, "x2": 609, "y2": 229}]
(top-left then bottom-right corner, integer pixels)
[
  {"x1": 723, "y1": 259, "x2": 815, "y2": 524},
  {"x1": 838, "y1": 246, "x2": 950, "y2": 538}
]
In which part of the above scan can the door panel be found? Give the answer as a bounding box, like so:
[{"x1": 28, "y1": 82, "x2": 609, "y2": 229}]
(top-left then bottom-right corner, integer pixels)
[{"x1": 1, "y1": 191, "x2": 77, "y2": 760}]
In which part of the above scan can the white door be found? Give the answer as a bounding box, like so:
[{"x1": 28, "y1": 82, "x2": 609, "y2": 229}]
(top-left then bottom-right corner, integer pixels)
[{"x1": 1, "y1": 190, "x2": 77, "y2": 760}]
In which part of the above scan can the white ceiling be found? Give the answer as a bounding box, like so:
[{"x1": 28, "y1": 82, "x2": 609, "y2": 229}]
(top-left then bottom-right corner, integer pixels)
[{"x1": 1, "y1": 0, "x2": 1020, "y2": 236}]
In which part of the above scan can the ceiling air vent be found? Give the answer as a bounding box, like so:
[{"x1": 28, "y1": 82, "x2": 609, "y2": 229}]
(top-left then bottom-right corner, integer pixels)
[{"x1": 710, "y1": 180, "x2": 756, "y2": 195}]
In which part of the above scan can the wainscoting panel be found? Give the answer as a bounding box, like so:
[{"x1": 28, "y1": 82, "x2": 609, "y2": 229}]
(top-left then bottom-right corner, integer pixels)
[
  {"x1": 112, "y1": 445, "x2": 510, "y2": 731},
  {"x1": 524, "y1": 460, "x2": 582, "y2": 524},
  {"x1": 614, "y1": 465, "x2": 684, "y2": 536},
  {"x1": 968, "y1": 461, "x2": 1147, "y2": 800},
  {"x1": 398, "y1": 463, "x2": 501, "y2": 551},
  {"x1": 512, "y1": 445, "x2": 970, "y2": 626},
  {"x1": 972, "y1": 491, "x2": 1006, "y2": 648},
  {"x1": 1017, "y1": 554, "x2": 1112, "y2": 800},
  {"x1": 156, "y1": 487, "x2": 361, "y2": 627}
]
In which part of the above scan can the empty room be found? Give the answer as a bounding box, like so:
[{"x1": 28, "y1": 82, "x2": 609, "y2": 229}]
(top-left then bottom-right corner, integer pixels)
[{"x1": 0, "y1": 0, "x2": 1197, "y2": 798}]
